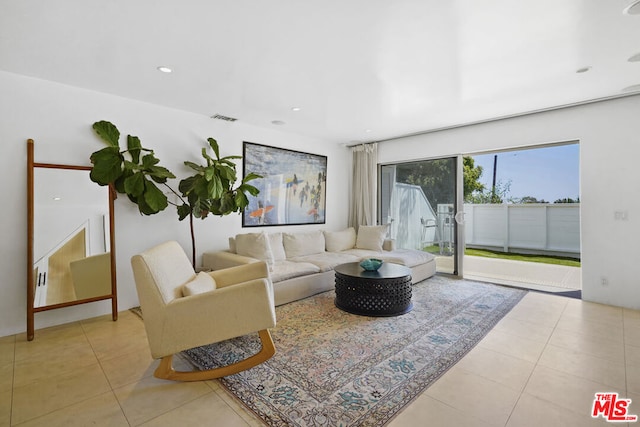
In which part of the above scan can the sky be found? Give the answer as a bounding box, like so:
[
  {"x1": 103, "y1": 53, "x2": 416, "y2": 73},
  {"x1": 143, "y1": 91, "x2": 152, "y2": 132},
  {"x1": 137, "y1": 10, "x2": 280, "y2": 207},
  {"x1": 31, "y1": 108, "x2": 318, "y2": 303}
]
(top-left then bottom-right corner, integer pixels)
[{"x1": 471, "y1": 144, "x2": 580, "y2": 203}]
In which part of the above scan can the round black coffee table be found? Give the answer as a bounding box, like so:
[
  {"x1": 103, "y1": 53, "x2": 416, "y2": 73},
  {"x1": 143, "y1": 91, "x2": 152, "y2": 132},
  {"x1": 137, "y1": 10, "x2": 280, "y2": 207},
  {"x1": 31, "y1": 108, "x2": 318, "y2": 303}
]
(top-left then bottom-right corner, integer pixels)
[{"x1": 334, "y1": 262, "x2": 413, "y2": 316}]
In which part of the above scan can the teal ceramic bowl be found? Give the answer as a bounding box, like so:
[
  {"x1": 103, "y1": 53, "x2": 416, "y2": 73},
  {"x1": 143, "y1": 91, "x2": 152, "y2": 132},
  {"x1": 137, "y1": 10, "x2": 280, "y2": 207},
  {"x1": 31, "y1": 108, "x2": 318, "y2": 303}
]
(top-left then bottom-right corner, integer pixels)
[{"x1": 359, "y1": 258, "x2": 383, "y2": 271}]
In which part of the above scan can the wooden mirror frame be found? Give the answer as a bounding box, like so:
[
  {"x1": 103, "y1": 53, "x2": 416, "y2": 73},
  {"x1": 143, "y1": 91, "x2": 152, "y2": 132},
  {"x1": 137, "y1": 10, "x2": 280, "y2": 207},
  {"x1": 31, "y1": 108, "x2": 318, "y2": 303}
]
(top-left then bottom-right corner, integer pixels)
[{"x1": 27, "y1": 139, "x2": 117, "y2": 341}]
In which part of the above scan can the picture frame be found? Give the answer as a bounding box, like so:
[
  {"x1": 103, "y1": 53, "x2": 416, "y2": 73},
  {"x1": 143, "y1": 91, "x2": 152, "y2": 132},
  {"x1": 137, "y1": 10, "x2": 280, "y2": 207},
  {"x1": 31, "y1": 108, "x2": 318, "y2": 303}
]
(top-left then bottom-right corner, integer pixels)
[{"x1": 242, "y1": 142, "x2": 327, "y2": 227}]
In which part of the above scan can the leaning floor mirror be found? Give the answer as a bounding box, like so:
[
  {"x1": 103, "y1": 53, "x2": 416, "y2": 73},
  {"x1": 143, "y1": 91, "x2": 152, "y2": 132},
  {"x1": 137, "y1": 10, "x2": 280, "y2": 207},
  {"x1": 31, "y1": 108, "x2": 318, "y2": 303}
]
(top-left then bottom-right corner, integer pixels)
[{"x1": 27, "y1": 139, "x2": 117, "y2": 341}]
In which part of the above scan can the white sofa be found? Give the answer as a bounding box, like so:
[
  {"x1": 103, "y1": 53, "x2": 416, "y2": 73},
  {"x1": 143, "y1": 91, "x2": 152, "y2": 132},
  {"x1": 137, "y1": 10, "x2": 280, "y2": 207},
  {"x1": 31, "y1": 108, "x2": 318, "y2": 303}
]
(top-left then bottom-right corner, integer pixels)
[{"x1": 202, "y1": 226, "x2": 436, "y2": 306}]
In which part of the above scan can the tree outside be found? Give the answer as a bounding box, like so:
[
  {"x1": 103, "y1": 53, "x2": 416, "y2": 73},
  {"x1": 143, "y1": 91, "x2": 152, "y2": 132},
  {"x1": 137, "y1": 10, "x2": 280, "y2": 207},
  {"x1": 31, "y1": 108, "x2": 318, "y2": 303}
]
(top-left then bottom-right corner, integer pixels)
[
  {"x1": 393, "y1": 155, "x2": 578, "y2": 206},
  {"x1": 394, "y1": 156, "x2": 505, "y2": 206},
  {"x1": 394, "y1": 158, "x2": 456, "y2": 208}
]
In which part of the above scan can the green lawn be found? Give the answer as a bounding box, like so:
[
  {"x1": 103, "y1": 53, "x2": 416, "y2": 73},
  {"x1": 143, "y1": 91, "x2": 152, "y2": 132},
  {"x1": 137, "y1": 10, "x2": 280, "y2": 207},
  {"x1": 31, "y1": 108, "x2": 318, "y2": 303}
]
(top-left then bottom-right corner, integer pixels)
[
  {"x1": 423, "y1": 245, "x2": 581, "y2": 267},
  {"x1": 466, "y1": 248, "x2": 580, "y2": 267}
]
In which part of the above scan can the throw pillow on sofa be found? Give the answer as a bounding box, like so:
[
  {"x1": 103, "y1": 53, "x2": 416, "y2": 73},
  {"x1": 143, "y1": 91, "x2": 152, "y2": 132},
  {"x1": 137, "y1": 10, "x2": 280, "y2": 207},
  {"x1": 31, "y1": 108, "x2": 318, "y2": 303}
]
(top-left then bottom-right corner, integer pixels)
[
  {"x1": 324, "y1": 227, "x2": 356, "y2": 252},
  {"x1": 235, "y1": 232, "x2": 274, "y2": 265},
  {"x1": 283, "y1": 230, "x2": 325, "y2": 258},
  {"x1": 355, "y1": 225, "x2": 389, "y2": 252},
  {"x1": 269, "y1": 232, "x2": 287, "y2": 261}
]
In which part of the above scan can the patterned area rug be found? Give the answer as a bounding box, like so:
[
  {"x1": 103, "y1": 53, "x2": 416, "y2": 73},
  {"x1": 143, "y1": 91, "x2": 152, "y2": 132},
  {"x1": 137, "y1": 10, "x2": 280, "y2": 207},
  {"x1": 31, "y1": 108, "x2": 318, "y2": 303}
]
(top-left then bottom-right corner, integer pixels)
[{"x1": 182, "y1": 275, "x2": 526, "y2": 426}]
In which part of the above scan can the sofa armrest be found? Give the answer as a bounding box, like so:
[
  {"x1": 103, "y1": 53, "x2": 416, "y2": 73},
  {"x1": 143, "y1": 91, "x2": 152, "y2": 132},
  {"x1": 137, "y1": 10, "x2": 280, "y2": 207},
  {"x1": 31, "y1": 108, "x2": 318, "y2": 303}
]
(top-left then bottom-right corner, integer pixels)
[
  {"x1": 202, "y1": 250, "x2": 260, "y2": 270},
  {"x1": 207, "y1": 262, "x2": 270, "y2": 288},
  {"x1": 69, "y1": 252, "x2": 112, "y2": 299},
  {"x1": 383, "y1": 239, "x2": 396, "y2": 251}
]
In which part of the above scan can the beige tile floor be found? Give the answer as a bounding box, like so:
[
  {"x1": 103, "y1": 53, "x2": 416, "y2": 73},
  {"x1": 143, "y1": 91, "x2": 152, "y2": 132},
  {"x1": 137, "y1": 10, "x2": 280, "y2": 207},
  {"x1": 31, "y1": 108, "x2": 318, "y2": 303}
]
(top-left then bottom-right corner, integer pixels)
[{"x1": 2, "y1": 291, "x2": 639, "y2": 426}]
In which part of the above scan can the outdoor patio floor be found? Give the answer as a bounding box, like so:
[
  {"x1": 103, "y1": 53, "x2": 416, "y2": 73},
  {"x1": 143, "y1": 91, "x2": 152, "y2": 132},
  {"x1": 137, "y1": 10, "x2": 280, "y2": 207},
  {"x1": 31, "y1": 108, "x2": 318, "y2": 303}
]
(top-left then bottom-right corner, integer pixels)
[{"x1": 436, "y1": 255, "x2": 582, "y2": 293}]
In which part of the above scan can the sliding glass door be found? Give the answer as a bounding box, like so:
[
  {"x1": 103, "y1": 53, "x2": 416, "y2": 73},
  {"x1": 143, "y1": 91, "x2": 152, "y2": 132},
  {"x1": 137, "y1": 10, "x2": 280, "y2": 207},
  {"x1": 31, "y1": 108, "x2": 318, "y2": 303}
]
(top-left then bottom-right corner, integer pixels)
[{"x1": 379, "y1": 157, "x2": 463, "y2": 275}]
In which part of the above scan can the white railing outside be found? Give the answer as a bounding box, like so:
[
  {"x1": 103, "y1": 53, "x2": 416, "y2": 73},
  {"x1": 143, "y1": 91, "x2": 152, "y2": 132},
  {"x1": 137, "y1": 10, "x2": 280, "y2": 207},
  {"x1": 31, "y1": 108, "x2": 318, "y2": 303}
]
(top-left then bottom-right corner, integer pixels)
[{"x1": 463, "y1": 203, "x2": 580, "y2": 257}]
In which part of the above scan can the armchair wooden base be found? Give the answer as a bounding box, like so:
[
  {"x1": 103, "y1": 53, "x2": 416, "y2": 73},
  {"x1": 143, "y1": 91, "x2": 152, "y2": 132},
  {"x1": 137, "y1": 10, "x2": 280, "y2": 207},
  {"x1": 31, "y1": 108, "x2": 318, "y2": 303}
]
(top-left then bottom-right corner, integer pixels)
[{"x1": 154, "y1": 329, "x2": 276, "y2": 382}]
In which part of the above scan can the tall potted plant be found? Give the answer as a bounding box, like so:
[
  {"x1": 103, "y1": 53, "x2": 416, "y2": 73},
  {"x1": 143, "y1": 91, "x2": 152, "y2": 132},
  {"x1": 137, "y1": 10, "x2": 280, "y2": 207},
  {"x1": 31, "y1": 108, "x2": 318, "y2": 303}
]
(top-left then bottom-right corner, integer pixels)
[{"x1": 89, "y1": 120, "x2": 260, "y2": 266}]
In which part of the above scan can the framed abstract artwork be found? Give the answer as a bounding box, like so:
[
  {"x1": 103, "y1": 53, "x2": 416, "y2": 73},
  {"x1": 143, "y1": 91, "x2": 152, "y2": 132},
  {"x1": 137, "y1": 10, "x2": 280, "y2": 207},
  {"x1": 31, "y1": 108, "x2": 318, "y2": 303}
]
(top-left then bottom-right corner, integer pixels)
[{"x1": 242, "y1": 142, "x2": 327, "y2": 227}]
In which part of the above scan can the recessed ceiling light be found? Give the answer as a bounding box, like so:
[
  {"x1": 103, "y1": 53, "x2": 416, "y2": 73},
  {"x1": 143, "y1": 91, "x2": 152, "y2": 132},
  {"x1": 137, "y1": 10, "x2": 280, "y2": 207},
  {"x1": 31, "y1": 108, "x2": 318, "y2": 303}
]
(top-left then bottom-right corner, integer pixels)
[
  {"x1": 576, "y1": 66, "x2": 591, "y2": 73},
  {"x1": 271, "y1": 120, "x2": 286, "y2": 125},
  {"x1": 157, "y1": 66, "x2": 172, "y2": 73},
  {"x1": 621, "y1": 83, "x2": 640, "y2": 92},
  {"x1": 291, "y1": 107, "x2": 301, "y2": 112},
  {"x1": 623, "y1": 0, "x2": 640, "y2": 15},
  {"x1": 53, "y1": 197, "x2": 62, "y2": 201},
  {"x1": 365, "y1": 129, "x2": 372, "y2": 133},
  {"x1": 628, "y1": 52, "x2": 640, "y2": 62}
]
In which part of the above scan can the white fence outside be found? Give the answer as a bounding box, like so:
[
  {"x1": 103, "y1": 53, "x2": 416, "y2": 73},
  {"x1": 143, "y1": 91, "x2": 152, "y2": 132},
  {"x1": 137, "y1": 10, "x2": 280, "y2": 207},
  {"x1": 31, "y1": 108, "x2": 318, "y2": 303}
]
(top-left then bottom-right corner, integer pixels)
[
  {"x1": 383, "y1": 182, "x2": 581, "y2": 258},
  {"x1": 463, "y1": 203, "x2": 580, "y2": 257}
]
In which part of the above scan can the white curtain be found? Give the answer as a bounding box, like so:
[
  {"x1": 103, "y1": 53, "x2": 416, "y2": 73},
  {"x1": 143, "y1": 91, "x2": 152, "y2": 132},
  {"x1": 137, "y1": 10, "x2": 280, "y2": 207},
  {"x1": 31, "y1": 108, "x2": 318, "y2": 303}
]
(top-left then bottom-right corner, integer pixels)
[{"x1": 349, "y1": 143, "x2": 378, "y2": 230}]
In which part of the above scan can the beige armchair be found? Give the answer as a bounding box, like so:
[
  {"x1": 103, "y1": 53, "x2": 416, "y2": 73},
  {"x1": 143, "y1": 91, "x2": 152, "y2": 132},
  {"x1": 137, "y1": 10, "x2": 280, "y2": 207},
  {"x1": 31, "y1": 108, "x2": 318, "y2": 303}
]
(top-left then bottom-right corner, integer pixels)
[
  {"x1": 131, "y1": 241, "x2": 276, "y2": 381},
  {"x1": 69, "y1": 252, "x2": 112, "y2": 300}
]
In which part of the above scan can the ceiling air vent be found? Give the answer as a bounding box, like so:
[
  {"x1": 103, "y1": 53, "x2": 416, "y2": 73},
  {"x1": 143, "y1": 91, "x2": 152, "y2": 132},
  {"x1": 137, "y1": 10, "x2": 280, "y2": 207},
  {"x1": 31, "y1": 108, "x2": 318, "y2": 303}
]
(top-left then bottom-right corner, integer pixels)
[{"x1": 211, "y1": 114, "x2": 238, "y2": 122}]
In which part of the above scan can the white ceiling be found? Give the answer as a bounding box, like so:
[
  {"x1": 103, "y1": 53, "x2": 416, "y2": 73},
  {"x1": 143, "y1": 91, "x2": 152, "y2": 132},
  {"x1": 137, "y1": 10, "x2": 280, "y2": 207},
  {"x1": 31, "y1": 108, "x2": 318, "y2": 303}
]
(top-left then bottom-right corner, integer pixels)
[
  {"x1": 33, "y1": 167, "x2": 107, "y2": 208},
  {"x1": 2, "y1": 0, "x2": 640, "y2": 144}
]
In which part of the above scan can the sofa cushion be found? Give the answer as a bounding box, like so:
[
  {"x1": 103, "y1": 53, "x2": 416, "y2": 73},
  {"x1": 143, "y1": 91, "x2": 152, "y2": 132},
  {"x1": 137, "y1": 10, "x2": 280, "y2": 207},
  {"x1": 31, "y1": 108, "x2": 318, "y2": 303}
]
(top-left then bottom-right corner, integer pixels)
[
  {"x1": 378, "y1": 249, "x2": 436, "y2": 268},
  {"x1": 283, "y1": 230, "x2": 325, "y2": 258},
  {"x1": 269, "y1": 260, "x2": 321, "y2": 283},
  {"x1": 324, "y1": 227, "x2": 356, "y2": 252},
  {"x1": 235, "y1": 232, "x2": 274, "y2": 264},
  {"x1": 181, "y1": 272, "x2": 217, "y2": 297},
  {"x1": 291, "y1": 252, "x2": 360, "y2": 272},
  {"x1": 355, "y1": 225, "x2": 388, "y2": 252},
  {"x1": 269, "y1": 232, "x2": 287, "y2": 261},
  {"x1": 341, "y1": 248, "x2": 385, "y2": 259}
]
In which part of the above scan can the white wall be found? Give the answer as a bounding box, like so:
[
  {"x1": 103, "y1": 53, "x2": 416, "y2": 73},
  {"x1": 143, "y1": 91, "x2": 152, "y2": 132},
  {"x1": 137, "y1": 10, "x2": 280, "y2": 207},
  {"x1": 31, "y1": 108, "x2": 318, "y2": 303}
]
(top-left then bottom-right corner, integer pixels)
[
  {"x1": 378, "y1": 95, "x2": 640, "y2": 310},
  {"x1": 0, "y1": 70, "x2": 350, "y2": 337}
]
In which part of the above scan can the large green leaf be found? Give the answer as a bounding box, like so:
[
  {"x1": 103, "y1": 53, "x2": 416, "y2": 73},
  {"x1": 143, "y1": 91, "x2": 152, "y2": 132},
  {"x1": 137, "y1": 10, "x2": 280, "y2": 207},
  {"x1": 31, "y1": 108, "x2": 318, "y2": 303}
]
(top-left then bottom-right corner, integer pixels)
[
  {"x1": 127, "y1": 135, "x2": 142, "y2": 164},
  {"x1": 92, "y1": 121, "x2": 120, "y2": 148},
  {"x1": 216, "y1": 164, "x2": 236, "y2": 182},
  {"x1": 178, "y1": 175, "x2": 197, "y2": 196},
  {"x1": 194, "y1": 175, "x2": 210, "y2": 196},
  {"x1": 208, "y1": 175, "x2": 223, "y2": 199},
  {"x1": 177, "y1": 203, "x2": 192, "y2": 221},
  {"x1": 220, "y1": 155, "x2": 242, "y2": 162},
  {"x1": 204, "y1": 166, "x2": 215, "y2": 181},
  {"x1": 124, "y1": 171, "x2": 145, "y2": 197},
  {"x1": 143, "y1": 180, "x2": 168, "y2": 213},
  {"x1": 127, "y1": 193, "x2": 139, "y2": 205},
  {"x1": 142, "y1": 153, "x2": 160, "y2": 168},
  {"x1": 234, "y1": 191, "x2": 249, "y2": 209},
  {"x1": 239, "y1": 183, "x2": 260, "y2": 196},
  {"x1": 208, "y1": 199, "x2": 222, "y2": 216},
  {"x1": 148, "y1": 165, "x2": 176, "y2": 184},
  {"x1": 114, "y1": 168, "x2": 135, "y2": 194},
  {"x1": 123, "y1": 160, "x2": 138, "y2": 171},
  {"x1": 136, "y1": 197, "x2": 157, "y2": 216},
  {"x1": 201, "y1": 147, "x2": 214, "y2": 166},
  {"x1": 184, "y1": 161, "x2": 204, "y2": 172},
  {"x1": 243, "y1": 172, "x2": 262, "y2": 183},
  {"x1": 219, "y1": 192, "x2": 235, "y2": 214},
  {"x1": 90, "y1": 147, "x2": 123, "y2": 185},
  {"x1": 207, "y1": 138, "x2": 220, "y2": 160},
  {"x1": 192, "y1": 203, "x2": 208, "y2": 219},
  {"x1": 187, "y1": 190, "x2": 200, "y2": 207}
]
